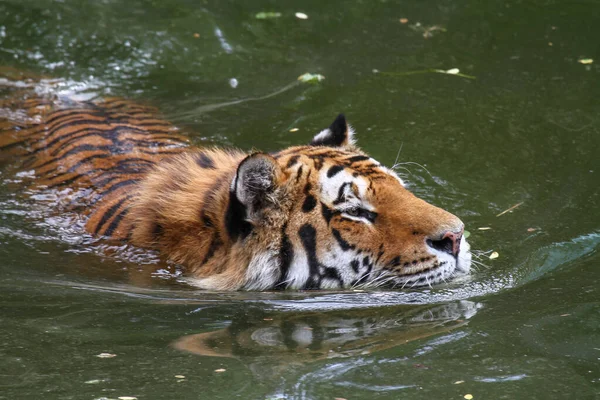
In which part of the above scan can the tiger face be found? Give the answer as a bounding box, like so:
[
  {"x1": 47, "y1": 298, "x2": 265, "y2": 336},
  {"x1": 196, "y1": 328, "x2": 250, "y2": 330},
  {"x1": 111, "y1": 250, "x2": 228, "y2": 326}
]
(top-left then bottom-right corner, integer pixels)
[{"x1": 190, "y1": 114, "x2": 471, "y2": 290}]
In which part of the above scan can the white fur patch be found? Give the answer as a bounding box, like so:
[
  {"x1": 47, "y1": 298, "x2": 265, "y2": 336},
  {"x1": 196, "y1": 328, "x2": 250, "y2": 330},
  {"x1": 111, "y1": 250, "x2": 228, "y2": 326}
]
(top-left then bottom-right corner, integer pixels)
[
  {"x1": 319, "y1": 169, "x2": 368, "y2": 205},
  {"x1": 244, "y1": 251, "x2": 280, "y2": 290},
  {"x1": 313, "y1": 128, "x2": 333, "y2": 143},
  {"x1": 312, "y1": 124, "x2": 356, "y2": 147},
  {"x1": 283, "y1": 250, "x2": 310, "y2": 289},
  {"x1": 378, "y1": 165, "x2": 405, "y2": 186}
]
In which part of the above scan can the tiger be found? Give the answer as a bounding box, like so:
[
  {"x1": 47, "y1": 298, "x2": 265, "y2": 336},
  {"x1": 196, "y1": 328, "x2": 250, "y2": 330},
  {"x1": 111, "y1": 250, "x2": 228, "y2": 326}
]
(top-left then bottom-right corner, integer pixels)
[
  {"x1": 0, "y1": 75, "x2": 471, "y2": 291},
  {"x1": 173, "y1": 301, "x2": 480, "y2": 375}
]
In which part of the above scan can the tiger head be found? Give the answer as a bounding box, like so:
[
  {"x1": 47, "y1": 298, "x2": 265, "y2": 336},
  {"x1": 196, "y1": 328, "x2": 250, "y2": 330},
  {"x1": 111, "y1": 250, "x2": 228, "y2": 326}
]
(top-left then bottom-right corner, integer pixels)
[{"x1": 224, "y1": 114, "x2": 471, "y2": 290}]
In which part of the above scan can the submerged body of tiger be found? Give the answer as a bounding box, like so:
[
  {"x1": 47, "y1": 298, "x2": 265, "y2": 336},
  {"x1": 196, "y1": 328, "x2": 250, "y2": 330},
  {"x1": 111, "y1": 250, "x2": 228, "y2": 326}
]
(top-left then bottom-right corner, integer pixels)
[{"x1": 0, "y1": 77, "x2": 471, "y2": 290}]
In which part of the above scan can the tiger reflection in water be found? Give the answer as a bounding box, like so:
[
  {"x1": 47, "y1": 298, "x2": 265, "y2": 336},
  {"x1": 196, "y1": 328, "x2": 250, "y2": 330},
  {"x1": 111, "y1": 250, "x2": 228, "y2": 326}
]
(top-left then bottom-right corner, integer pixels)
[{"x1": 174, "y1": 300, "x2": 482, "y2": 378}]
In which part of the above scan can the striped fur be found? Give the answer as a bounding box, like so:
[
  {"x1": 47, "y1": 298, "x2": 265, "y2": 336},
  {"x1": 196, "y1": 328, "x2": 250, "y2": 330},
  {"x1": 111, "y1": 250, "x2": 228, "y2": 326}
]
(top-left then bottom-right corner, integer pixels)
[{"x1": 0, "y1": 78, "x2": 471, "y2": 290}]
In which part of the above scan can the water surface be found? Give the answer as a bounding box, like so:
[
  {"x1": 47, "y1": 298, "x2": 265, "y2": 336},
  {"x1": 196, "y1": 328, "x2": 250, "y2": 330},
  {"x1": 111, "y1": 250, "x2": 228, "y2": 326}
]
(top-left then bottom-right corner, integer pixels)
[{"x1": 1, "y1": 0, "x2": 599, "y2": 399}]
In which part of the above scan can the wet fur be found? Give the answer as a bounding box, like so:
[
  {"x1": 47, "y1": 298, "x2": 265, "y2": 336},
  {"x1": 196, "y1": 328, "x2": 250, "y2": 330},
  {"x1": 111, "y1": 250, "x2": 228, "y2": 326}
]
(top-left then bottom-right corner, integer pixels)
[{"x1": 0, "y1": 80, "x2": 471, "y2": 290}]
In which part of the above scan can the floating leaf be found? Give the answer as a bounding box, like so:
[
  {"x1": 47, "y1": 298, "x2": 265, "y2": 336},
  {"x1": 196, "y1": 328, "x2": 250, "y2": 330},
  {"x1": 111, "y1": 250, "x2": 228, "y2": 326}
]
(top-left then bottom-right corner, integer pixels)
[
  {"x1": 96, "y1": 353, "x2": 117, "y2": 358},
  {"x1": 214, "y1": 368, "x2": 226, "y2": 373},
  {"x1": 289, "y1": 128, "x2": 299, "y2": 132},
  {"x1": 478, "y1": 227, "x2": 492, "y2": 231},
  {"x1": 464, "y1": 395, "x2": 473, "y2": 400},
  {"x1": 454, "y1": 380, "x2": 465, "y2": 384},
  {"x1": 409, "y1": 23, "x2": 447, "y2": 38},
  {"x1": 295, "y1": 12, "x2": 308, "y2": 19},
  {"x1": 399, "y1": 18, "x2": 409, "y2": 24},
  {"x1": 297, "y1": 73, "x2": 325, "y2": 83},
  {"x1": 489, "y1": 252, "x2": 499, "y2": 260},
  {"x1": 381, "y1": 69, "x2": 475, "y2": 80},
  {"x1": 463, "y1": 230, "x2": 470, "y2": 239},
  {"x1": 118, "y1": 397, "x2": 138, "y2": 400},
  {"x1": 578, "y1": 58, "x2": 593, "y2": 65},
  {"x1": 174, "y1": 375, "x2": 185, "y2": 379},
  {"x1": 255, "y1": 12, "x2": 282, "y2": 19}
]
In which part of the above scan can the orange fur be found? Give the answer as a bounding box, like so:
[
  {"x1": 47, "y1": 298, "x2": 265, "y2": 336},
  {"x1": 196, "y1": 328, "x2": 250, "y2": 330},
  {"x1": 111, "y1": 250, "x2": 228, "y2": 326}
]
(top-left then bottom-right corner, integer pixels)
[{"x1": 0, "y1": 78, "x2": 471, "y2": 290}]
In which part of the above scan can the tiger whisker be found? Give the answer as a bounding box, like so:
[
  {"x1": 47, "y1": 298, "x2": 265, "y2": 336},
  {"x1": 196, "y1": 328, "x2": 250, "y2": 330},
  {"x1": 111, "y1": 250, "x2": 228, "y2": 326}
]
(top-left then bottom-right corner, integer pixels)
[
  {"x1": 425, "y1": 275, "x2": 433, "y2": 289},
  {"x1": 471, "y1": 259, "x2": 491, "y2": 270},
  {"x1": 351, "y1": 271, "x2": 372, "y2": 289},
  {"x1": 393, "y1": 143, "x2": 404, "y2": 167},
  {"x1": 394, "y1": 161, "x2": 434, "y2": 179}
]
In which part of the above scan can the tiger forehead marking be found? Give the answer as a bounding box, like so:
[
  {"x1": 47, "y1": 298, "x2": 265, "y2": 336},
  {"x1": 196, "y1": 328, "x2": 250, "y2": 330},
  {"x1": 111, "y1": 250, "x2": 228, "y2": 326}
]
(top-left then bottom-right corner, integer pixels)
[{"x1": 1, "y1": 77, "x2": 471, "y2": 290}]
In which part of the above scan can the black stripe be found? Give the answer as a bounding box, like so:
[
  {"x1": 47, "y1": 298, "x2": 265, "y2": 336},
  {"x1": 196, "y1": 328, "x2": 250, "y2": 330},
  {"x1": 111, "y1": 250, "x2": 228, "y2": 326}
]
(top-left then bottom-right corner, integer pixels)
[
  {"x1": 298, "y1": 224, "x2": 321, "y2": 289},
  {"x1": 224, "y1": 190, "x2": 252, "y2": 241},
  {"x1": 31, "y1": 123, "x2": 187, "y2": 155},
  {"x1": 201, "y1": 234, "x2": 223, "y2": 264},
  {"x1": 103, "y1": 206, "x2": 130, "y2": 237},
  {"x1": 333, "y1": 182, "x2": 351, "y2": 205},
  {"x1": 346, "y1": 155, "x2": 369, "y2": 163},
  {"x1": 195, "y1": 152, "x2": 215, "y2": 169},
  {"x1": 275, "y1": 223, "x2": 294, "y2": 289},
  {"x1": 332, "y1": 228, "x2": 355, "y2": 251},
  {"x1": 302, "y1": 195, "x2": 317, "y2": 213},
  {"x1": 286, "y1": 155, "x2": 300, "y2": 168},
  {"x1": 350, "y1": 259, "x2": 360, "y2": 273},
  {"x1": 295, "y1": 165, "x2": 304, "y2": 183},
  {"x1": 327, "y1": 165, "x2": 344, "y2": 178},
  {"x1": 99, "y1": 179, "x2": 140, "y2": 197},
  {"x1": 93, "y1": 195, "x2": 132, "y2": 235},
  {"x1": 320, "y1": 202, "x2": 334, "y2": 224}
]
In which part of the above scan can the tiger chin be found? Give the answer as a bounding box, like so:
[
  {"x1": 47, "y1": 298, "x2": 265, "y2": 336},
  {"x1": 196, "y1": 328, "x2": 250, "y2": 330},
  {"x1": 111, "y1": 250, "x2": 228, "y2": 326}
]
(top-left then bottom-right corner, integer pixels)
[{"x1": 127, "y1": 115, "x2": 472, "y2": 290}]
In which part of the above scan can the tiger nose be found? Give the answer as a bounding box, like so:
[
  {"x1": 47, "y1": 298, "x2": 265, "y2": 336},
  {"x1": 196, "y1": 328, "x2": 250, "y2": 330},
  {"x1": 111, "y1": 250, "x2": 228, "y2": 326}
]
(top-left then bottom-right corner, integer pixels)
[{"x1": 426, "y1": 228, "x2": 463, "y2": 257}]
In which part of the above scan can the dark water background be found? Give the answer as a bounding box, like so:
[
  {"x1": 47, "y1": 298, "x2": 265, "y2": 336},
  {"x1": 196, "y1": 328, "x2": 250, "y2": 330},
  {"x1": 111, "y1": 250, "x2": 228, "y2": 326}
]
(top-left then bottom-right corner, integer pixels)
[{"x1": 1, "y1": 0, "x2": 599, "y2": 399}]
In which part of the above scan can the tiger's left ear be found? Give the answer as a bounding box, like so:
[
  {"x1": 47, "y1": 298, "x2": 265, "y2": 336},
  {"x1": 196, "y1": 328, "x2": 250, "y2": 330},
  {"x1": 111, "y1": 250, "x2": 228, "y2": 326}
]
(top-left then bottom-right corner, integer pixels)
[
  {"x1": 310, "y1": 114, "x2": 356, "y2": 148},
  {"x1": 231, "y1": 153, "x2": 283, "y2": 214}
]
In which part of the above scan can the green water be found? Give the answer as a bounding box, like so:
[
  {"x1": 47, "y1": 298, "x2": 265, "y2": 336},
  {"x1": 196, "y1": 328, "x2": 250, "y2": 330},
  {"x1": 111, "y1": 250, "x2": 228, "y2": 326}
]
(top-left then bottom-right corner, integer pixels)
[{"x1": 1, "y1": 0, "x2": 599, "y2": 398}]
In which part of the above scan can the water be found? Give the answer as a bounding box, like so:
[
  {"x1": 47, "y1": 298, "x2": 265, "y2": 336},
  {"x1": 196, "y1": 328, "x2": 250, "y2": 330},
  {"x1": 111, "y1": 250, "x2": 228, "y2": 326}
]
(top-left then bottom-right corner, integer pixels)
[{"x1": 1, "y1": 0, "x2": 599, "y2": 398}]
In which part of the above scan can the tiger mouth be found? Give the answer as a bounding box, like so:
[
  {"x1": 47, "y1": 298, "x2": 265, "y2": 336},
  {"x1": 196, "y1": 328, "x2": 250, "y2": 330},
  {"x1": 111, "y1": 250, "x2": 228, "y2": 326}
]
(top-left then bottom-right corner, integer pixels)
[
  {"x1": 375, "y1": 242, "x2": 472, "y2": 289},
  {"x1": 390, "y1": 261, "x2": 457, "y2": 289}
]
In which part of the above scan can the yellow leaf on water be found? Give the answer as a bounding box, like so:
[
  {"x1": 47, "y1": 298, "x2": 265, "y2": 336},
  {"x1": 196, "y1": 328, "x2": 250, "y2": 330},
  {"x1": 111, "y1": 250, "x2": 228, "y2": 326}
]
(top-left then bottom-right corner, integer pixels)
[
  {"x1": 298, "y1": 73, "x2": 325, "y2": 83},
  {"x1": 464, "y1": 395, "x2": 474, "y2": 400},
  {"x1": 489, "y1": 252, "x2": 499, "y2": 260},
  {"x1": 255, "y1": 12, "x2": 282, "y2": 19},
  {"x1": 214, "y1": 368, "x2": 226, "y2": 373},
  {"x1": 454, "y1": 380, "x2": 465, "y2": 384},
  {"x1": 578, "y1": 58, "x2": 593, "y2": 64}
]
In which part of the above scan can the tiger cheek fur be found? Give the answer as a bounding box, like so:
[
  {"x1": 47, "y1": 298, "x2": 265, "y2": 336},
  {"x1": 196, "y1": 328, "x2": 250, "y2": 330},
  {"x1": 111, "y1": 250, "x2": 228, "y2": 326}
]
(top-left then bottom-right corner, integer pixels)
[{"x1": 1, "y1": 80, "x2": 471, "y2": 290}]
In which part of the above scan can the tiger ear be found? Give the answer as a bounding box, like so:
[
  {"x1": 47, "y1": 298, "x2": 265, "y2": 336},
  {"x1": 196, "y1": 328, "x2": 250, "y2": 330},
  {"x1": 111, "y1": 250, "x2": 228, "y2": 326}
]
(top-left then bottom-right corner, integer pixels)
[
  {"x1": 310, "y1": 114, "x2": 356, "y2": 148},
  {"x1": 231, "y1": 153, "x2": 282, "y2": 214}
]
